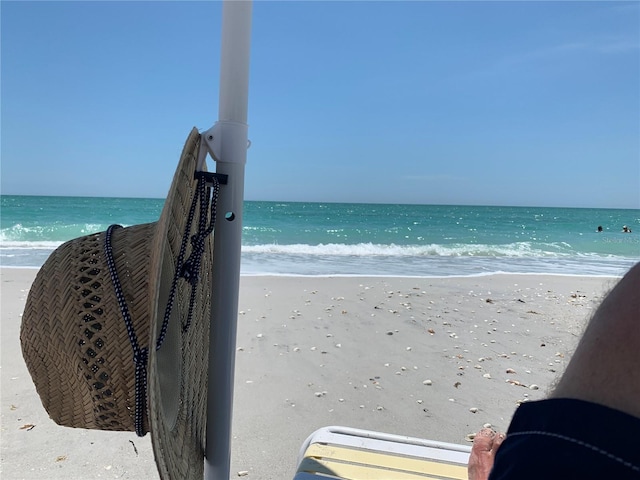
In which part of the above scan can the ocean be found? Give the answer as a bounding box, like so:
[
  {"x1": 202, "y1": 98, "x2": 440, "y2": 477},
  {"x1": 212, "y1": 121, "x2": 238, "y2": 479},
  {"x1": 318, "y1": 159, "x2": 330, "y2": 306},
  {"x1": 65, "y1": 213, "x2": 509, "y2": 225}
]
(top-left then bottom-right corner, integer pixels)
[{"x1": 1, "y1": 195, "x2": 638, "y2": 277}]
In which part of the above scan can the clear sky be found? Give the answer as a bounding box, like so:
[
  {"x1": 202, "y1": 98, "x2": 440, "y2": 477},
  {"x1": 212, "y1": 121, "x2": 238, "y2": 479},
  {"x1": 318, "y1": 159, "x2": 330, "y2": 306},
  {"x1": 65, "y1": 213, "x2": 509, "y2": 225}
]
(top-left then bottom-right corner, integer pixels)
[{"x1": 2, "y1": 1, "x2": 639, "y2": 208}]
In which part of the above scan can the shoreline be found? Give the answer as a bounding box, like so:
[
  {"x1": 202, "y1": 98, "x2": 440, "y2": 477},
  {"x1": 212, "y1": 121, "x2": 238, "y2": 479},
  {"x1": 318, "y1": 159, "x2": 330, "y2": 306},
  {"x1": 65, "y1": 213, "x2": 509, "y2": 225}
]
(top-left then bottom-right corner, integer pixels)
[
  {"x1": 1, "y1": 267, "x2": 619, "y2": 479},
  {"x1": 0, "y1": 265, "x2": 625, "y2": 279}
]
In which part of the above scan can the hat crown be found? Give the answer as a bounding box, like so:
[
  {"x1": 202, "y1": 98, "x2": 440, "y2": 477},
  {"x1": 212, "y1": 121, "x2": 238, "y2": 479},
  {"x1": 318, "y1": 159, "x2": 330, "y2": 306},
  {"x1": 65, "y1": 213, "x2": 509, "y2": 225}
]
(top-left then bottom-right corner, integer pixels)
[{"x1": 21, "y1": 223, "x2": 155, "y2": 432}]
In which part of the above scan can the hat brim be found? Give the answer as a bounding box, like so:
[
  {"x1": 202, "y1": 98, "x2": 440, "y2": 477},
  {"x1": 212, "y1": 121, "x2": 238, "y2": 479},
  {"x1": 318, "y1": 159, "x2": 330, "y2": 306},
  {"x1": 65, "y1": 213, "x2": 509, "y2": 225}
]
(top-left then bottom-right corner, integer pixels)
[{"x1": 148, "y1": 128, "x2": 213, "y2": 479}]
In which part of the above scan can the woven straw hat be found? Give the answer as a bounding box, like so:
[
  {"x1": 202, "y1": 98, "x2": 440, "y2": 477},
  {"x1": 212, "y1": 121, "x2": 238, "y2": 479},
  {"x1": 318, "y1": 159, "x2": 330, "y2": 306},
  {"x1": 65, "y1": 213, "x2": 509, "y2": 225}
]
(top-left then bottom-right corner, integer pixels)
[{"x1": 21, "y1": 127, "x2": 215, "y2": 479}]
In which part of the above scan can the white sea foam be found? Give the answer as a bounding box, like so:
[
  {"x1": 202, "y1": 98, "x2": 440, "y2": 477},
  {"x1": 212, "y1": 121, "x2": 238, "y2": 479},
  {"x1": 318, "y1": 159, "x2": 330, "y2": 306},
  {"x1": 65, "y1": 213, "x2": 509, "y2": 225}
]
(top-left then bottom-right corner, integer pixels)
[
  {"x1": 242, "y1": 241, "x2": 583, "y2": 258},
  {"x1": 0, "y1": 240, "x2": 65, "y2": 249},
  {"x1": 0, "y1": 223, "x2": 107, "y2": 242}
]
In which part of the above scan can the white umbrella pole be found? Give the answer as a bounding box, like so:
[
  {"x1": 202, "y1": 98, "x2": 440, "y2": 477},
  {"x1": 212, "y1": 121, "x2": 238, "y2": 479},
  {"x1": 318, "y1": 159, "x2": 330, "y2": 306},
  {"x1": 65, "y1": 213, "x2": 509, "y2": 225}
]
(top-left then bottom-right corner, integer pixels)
[{"x1": 205, "y1": 1, "x2": 252, "y2": 479}]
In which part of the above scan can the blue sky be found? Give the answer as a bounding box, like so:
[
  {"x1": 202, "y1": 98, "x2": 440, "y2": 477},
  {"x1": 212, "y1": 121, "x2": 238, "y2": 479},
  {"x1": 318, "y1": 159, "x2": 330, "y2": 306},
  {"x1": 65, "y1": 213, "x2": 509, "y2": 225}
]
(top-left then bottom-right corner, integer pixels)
[{"x1": 2, "y1": 1, "x2": 639, "y2": 208}]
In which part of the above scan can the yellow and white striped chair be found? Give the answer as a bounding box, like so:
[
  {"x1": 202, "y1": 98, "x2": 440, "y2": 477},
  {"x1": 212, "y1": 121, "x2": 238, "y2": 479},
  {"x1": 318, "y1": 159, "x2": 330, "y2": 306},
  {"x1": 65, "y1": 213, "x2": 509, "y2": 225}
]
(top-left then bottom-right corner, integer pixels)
[{"x1": 295, "y1": 426, "x2": 471, "y2": 479}]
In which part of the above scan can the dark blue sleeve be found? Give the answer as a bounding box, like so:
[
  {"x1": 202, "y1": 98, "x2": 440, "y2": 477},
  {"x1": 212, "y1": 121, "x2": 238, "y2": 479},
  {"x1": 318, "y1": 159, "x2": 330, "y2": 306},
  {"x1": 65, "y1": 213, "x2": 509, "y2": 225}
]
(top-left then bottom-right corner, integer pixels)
[{"x1": 488, "y1": 399, "x2": 640, "y2": 479}]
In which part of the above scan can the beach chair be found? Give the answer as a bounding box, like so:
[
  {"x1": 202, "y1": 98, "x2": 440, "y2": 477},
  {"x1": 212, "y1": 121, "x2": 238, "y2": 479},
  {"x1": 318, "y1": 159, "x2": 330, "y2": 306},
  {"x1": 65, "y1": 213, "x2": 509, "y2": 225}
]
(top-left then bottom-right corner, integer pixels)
[{"x1": 294, "y1": 426, "x2": 471, "y2": 479}]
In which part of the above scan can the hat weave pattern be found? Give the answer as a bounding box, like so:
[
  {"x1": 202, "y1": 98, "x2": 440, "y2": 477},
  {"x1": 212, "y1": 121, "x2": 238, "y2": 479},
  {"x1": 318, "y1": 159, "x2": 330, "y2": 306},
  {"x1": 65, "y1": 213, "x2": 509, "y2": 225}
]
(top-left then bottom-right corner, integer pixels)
[{"x1": 21, "y1": 222, "x2": 155, "y2": 432}]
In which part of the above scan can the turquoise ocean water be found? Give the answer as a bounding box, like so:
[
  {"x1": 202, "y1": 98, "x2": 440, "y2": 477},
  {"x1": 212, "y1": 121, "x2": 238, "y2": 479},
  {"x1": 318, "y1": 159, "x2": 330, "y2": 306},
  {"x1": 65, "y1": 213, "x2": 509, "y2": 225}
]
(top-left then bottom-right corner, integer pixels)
[{"x1": 1, "y1": 195, "x2": 639, "y2": 277}]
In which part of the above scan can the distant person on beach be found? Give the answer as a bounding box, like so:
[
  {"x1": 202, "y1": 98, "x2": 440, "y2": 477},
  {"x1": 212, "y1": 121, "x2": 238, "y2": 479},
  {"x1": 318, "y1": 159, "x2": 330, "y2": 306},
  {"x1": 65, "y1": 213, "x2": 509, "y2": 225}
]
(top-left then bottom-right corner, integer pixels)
[
  {"x1": 597, "y1": 225, "x2": 603, "y2": 232},
  {"x1": 467, "y1": 262, "x2": 640, "y2": 479},
  {"x1": 622, "y1": 225, "x2": 632, "y2": 233}
]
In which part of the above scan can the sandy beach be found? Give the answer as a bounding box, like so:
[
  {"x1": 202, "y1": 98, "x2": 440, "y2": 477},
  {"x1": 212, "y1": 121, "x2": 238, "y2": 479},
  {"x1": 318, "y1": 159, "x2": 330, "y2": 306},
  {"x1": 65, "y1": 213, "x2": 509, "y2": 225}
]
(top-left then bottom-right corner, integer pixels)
[{"x1": 1, "y1": 267, "x2": 618, "y2": 479}]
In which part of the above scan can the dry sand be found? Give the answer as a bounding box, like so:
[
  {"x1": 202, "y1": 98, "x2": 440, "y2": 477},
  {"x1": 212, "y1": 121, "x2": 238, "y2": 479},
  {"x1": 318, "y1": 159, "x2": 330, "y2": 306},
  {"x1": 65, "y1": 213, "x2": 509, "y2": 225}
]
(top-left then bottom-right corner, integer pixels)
[{"x1": 1, "y1": 267, "x2": 618, "y2": 479}]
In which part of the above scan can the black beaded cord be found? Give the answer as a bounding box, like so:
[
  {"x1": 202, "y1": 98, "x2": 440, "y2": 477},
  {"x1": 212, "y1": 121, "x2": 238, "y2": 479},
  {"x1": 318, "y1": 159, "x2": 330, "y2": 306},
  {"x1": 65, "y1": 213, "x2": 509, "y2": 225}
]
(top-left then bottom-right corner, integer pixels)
[
  {"x1": 104, "y1": 172, "x2": 220, "y2": 437},
  {"x1": 155, "y1": 172, "x2": 220, "y2": 349},
  {"x1": 104, "y1": 224, "x2": 149, "y2": 437},
  {"x1": 181, "y1": 173, "x2": 219, "y2": 332}
]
